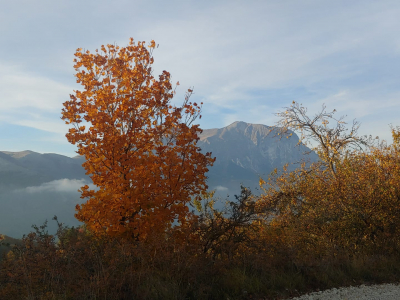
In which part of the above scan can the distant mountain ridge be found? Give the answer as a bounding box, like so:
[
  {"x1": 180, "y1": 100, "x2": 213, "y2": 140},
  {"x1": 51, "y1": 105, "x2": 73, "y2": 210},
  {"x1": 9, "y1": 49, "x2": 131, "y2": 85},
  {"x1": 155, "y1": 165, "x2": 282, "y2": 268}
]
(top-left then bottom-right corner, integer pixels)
[
  {"x1": 0, "y1": 121, "x2": 318, "y2": 237},
  {"x1": 0, "y1": 150, "x2": 88, "y2": 190}
]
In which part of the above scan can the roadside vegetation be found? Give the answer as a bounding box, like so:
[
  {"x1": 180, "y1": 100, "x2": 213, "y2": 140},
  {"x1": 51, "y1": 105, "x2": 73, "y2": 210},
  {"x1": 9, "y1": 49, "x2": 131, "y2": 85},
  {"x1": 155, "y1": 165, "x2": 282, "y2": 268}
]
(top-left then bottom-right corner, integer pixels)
[{"x1": 1, "y1": 40, "x2": 400, "y2": 299}]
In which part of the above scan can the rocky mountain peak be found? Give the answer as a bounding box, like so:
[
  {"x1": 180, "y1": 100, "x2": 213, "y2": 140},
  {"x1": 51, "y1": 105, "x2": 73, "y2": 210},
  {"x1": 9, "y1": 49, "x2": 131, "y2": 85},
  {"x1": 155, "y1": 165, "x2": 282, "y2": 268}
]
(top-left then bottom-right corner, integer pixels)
[
  {"x1": 200, "y1": 121, "x2": 276, "y2": 147},
  {"x1": 197, "y1": 121, "x2": 319, "y2": 196}
]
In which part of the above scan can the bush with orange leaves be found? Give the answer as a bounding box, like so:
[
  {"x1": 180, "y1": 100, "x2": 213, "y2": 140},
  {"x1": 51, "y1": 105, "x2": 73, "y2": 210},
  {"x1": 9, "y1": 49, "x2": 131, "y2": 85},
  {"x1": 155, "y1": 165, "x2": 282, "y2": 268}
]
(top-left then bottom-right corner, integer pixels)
[{"x1": 257, "y1": 103, "x2": 400, "y2": 262}]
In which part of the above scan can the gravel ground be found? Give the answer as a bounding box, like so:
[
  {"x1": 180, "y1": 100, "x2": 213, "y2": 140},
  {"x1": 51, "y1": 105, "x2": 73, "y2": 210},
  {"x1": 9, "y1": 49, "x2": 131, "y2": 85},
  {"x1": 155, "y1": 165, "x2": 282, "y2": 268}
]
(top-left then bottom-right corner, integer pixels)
[{"x1": 288, "y1": 283, "x2": 400, "y2": 299}]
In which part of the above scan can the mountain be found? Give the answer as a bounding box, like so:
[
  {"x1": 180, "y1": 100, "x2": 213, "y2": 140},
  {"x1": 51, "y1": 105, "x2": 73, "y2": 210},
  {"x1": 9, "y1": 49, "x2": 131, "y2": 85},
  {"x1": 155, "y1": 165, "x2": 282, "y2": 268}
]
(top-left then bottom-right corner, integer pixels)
[
  {"x1": 0, "y1": 121, "x2": 318, "y2": 238},
  {"x1": 0, "y1": 150, "x2": 89, "y2": 191},
  {"x1": 198, "y1": 121, "x2": 319, "y2": 197}
]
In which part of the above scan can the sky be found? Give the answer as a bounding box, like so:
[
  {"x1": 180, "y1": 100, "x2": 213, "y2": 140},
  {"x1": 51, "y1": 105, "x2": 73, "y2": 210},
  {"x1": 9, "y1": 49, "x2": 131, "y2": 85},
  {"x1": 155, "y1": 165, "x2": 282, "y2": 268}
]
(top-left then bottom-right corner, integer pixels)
[{"x1": 1, "y1": 0, "x2": 400, "y2": 157}]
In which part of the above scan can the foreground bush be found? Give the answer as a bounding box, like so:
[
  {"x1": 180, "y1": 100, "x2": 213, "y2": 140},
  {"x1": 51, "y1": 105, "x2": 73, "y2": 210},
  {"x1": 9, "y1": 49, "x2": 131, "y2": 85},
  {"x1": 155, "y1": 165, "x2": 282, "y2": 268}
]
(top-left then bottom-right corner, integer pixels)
[{"x1": 2, "y1": 186, "x2": 400, "y2": 300}]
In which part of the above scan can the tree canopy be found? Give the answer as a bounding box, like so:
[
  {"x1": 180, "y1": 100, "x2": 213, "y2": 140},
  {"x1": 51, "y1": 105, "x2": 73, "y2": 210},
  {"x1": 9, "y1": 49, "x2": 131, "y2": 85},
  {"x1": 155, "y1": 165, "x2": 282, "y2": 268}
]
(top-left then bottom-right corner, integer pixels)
[{"x1": 61, "y1": 39, "x2": 215, "y2": 240}]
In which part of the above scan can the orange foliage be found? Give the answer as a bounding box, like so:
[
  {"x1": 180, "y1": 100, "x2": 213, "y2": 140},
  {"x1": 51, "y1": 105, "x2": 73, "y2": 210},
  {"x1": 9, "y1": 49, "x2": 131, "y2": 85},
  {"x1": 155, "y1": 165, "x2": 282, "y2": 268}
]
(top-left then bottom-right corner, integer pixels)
[
  {"x1": 61, "y1": 39, "x2": 215, "y2": 240},
  {"x1": 258, "y1": 104, "x2": 400, "y2": 258}
]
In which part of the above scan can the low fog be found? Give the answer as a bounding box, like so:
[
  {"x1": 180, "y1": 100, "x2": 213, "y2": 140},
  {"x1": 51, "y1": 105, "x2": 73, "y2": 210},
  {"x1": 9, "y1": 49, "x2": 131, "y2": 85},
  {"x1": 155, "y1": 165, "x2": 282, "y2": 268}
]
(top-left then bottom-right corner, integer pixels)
[{"x1": 0, "y1": 178, "x2": 95, "y2": 238}]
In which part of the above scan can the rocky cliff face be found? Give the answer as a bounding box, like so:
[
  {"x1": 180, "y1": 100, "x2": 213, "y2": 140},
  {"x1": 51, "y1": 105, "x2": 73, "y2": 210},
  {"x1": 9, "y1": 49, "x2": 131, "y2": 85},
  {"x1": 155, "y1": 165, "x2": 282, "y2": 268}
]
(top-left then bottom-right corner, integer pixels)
[{"x1": 198, "y1": 121, "x2": 319, "y2": 196}]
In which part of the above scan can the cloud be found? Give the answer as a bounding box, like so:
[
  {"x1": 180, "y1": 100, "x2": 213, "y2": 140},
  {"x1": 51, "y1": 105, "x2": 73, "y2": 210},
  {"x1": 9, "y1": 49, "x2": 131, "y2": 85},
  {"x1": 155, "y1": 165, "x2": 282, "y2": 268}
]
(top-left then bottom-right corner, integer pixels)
[
  {"x1": 0, "y1": 65, "x2": 72, "y2": 112},
  {"x1": 138, "y1": 1, "x2": 400, "y2": 98},
  {"x1": 20, "y1": 179, "x2": 95, "y2": 194},
  {"x1": 1, "y1": 178, "x2": 89, "y2": 238},
  {"x1": 214, "y1": 185, "x2": 229, "y2": 192},
  {"x1": 0, "y1": 62, "x2": 75, "y2": 134}
]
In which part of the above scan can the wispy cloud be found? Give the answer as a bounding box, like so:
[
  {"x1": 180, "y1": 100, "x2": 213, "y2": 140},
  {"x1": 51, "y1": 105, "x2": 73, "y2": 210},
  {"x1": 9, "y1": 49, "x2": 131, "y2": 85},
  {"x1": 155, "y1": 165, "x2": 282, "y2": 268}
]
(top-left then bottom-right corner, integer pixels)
[
  {"x1": 214, "y1": 185, "x2": 229, "y2": 192},
  {"x1": 20, "y1": 179, "x2": 95, "y2": 194},
  {"x1": 0, "y1": 65, "x2": 71, "y2": 112},
  {"x1": 0, "y1": 63, "x2": 74, "y2": 135}
]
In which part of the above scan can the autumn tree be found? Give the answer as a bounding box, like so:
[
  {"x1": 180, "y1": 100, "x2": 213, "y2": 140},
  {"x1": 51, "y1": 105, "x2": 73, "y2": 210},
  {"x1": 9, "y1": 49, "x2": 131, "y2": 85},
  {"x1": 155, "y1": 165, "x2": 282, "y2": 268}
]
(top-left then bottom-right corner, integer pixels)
[
  {"x1": 273, "y1": 101, "x2": 374, "y2": 177},
  {"x1": 61, "y1": 38, "x2": 215, "y2": 240},
  {"x1": 258, "y1": 102, "x2": 400, "y2": 258}
]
